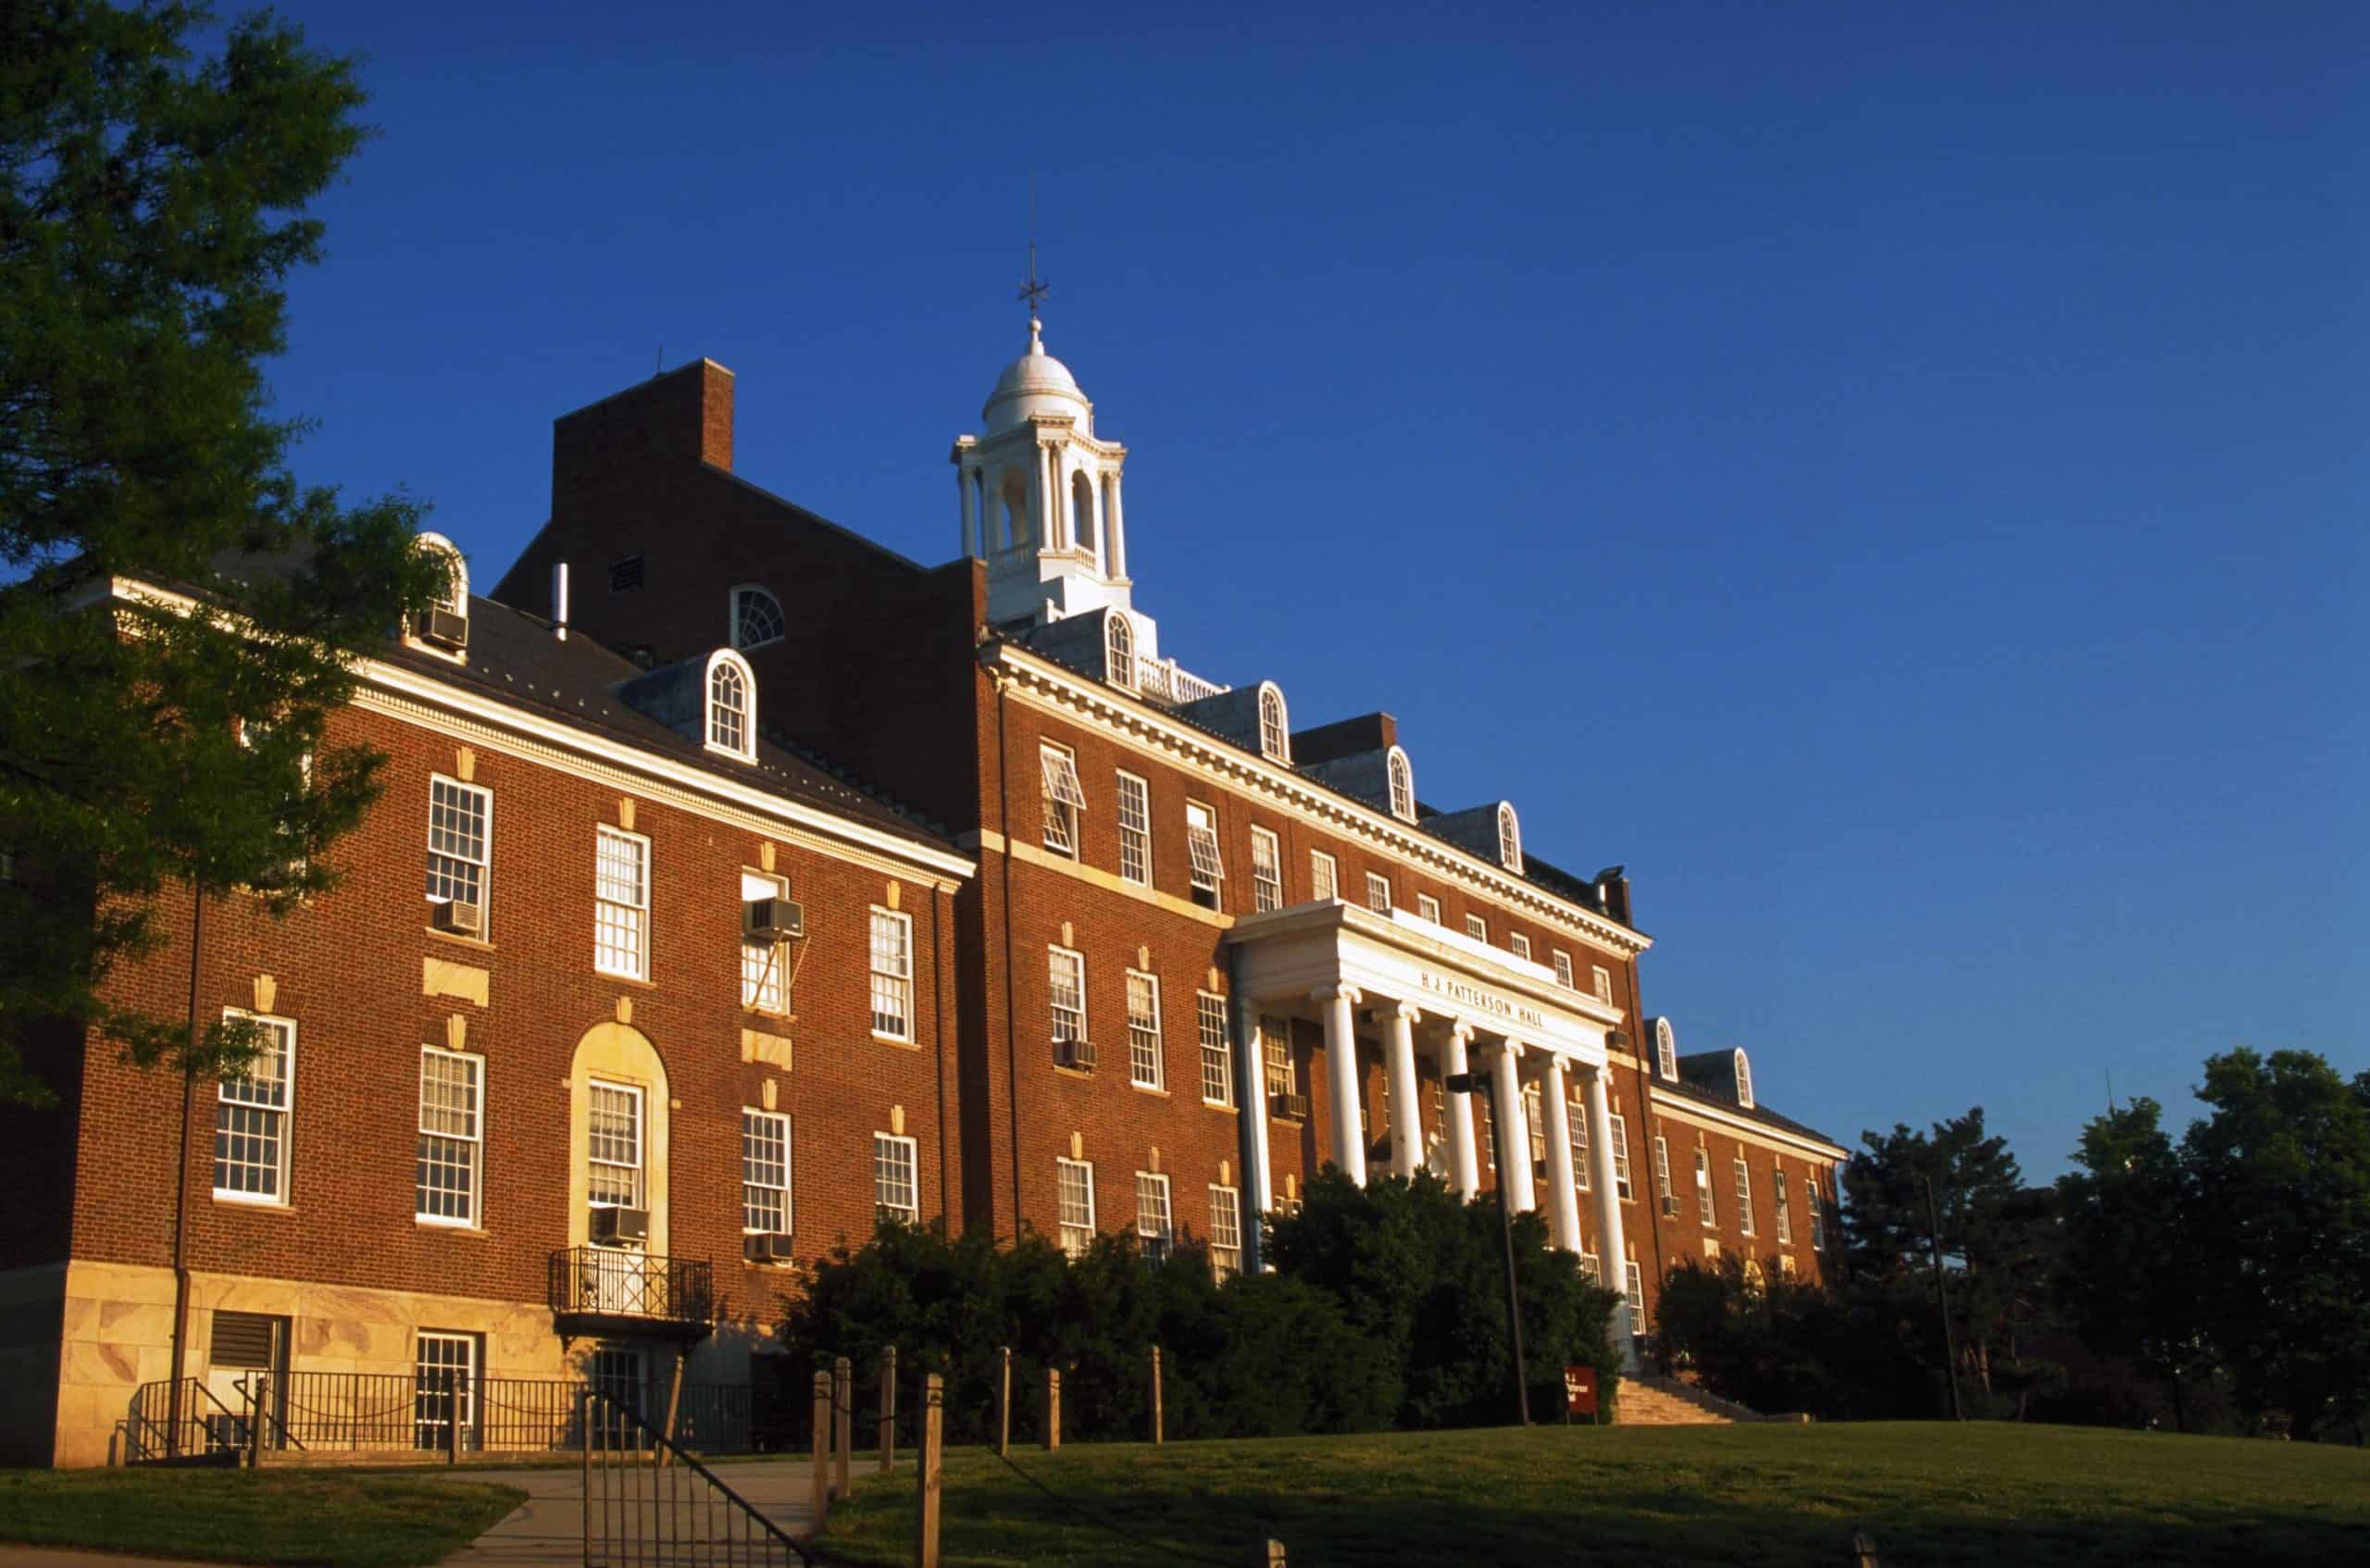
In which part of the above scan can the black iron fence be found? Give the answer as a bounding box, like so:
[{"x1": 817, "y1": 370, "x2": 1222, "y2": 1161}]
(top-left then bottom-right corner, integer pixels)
[
  {"x1": 583, "y1": 1388, "x2": 812, "y2": 1568},
  {"x1": 126, "y1": 1377, "x2": 249, "y2": 1463}
]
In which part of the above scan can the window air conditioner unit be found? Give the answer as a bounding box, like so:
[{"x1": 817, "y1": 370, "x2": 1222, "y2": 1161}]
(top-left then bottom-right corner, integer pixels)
[
  {"x1": 742, "y1": 897, "x2": 805, "y2": 942},
  {"x1": 1270, "y1": 1091, "x2": 1309, "y2": 1122},
  {"x1": 1661, "y1": 1196, "x2": 1682, "y2": 1218},
  {"x1": 592, "y1": 1206, "x2": 650, "y2": 1244},
  {"x1": 431, "y1": 898, "x2": 482, "y2": 936},
  {"x1": 418, "y1": 607, "x2": 469, "y2": 651},
  {"x1": 1055, "y1": 1037, "x2": 1096, "y2": 1072},
  {"x1": 742, "y1": 1232, "x2": 795, "y2": 1263}
]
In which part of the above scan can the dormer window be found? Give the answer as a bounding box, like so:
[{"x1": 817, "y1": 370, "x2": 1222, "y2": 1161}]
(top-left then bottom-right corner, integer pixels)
[
  {"x1": 705, "y1": 650, "x2": 755, "y2": 761},
  {"x1": 1105, "y1": 611, "x2": 1136, "y2": 690},
  {"x1": 1386, "y1": 747, "x2": 1415, "y2": 823},
  {"x1": 1733, "y1": 1049, "x2": 1753, "y2": 1110},
  {"x1": 412, "y1": 532, "x2": 468, "y2": 656},
  {"x1": 732, "y1": 586, "x2": 785, "y2": 650},
  {"x1": 1656, "y1": 1018, "x2": 1678, "y2": 1081},
  {"x1": 1257, "y1": 684, "x2": 1290, "y2": 763},
  {"x1": 1496, "y1": 803, "x2": 1523, "y2": 875}
]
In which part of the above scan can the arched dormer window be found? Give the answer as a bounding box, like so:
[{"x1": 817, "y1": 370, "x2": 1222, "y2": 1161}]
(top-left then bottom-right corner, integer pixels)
[
  {"x1": 1655, "y1": 1018, "x2": 1678, "y2": 1081},
  {"x1": 705, "y1": 650, "x2": 755, "y2": 761},
  {"x1": 1732, "y1": 1049, "x2": 1753, "y2": 1110},
  {"x1": 1105, "y1": 610, "x2": 1135, "y2": 689},
  {"x1": 1257, "y1": 683, "x2": 1290, "y2": 763},
  {"x1": 1386, "y1": 747, "x2": 1415, "y2": 823},
  {"x1": 1496, "y1": 803, "x2": 1522, "y2": 874},
  {"x1": 731, "y1": 585, "x2": 785, "y2": 650},
  {"x1": 411, "y1": 531, "x2": 469, "y2": 656}
]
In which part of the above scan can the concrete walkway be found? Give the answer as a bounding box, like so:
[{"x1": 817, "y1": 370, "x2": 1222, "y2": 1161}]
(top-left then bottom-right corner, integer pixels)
[{"x1": 430, "y1": 1459, "x2": 822, "y2": 1564}]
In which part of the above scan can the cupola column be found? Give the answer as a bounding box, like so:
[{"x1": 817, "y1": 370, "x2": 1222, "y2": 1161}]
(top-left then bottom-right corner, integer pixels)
[{"x1": 1107, "y1": 473, "x2": 1128, "y2": 579}]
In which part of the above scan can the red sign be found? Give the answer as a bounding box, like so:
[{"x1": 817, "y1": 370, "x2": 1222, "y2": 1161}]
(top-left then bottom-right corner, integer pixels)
[{"x1": 1563, "y1": 1364, "x2": 1598, "y2": 1417}]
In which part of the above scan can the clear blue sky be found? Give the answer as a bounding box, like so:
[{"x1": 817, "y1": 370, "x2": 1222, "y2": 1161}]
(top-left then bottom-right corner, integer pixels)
[{"x1": 256, "y1": 0, "x2": 2365, "y2": 1177}]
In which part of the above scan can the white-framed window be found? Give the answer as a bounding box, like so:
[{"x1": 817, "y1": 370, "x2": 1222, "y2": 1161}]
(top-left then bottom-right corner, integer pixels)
[
  {"x1": 413, "y1": 1330, "x2": 477, "y2": 1452},
  {"x1": 1808, "y1": 1183, "x2": 1826, "y2": 1251},
  {"x1": 1774, "y1": 1168, "x2": 1793, "y2": 1245},
  {"x1": 1579, "y1": 1251, "x2": 1603, "y2": 1284},
  {"x1": 742, "y1": 1110, "x2": 792, "y2": 1235},
  {"x1": 1386, "y1": 746, "x2": 1415, "y2": 822},
  {"x1": 731, "y1": 584, "x2": 785, "y2": 650},
  {"x1": 1105, "y1": 611, "x2": 1135, "y2": 689},
  {"x1": 1734, "y1": 1049, "x2": 1755, "y2": 1109},
  {"x1": 1135, "y1": 1171, "x2": 1173, "y2": 1263},
  {"x1": 417, "y1": 1047, "x2": 482, "y2": 1226},
  {"x1": 1623, "y1": 1260, "x2": 1645, "y2": 1325},
  {"x1": 215, "y1": 1010, "x2": 294, "y2": 1202},
  {"x1": 1735, "y1": 1158, "x2": 1756, "y2": 1236},
  {"x1": 705, "y1": 650, "x2": 755, "y2": 761},
  {"x1": 1653, "y1": 1135, "x2": 1674, "y2": 1204},
  {"x1": 1196, "y1": 991, "x2": 1234, "y2": 1106},
  {"x1": 1056, "y1": 1157, "x2": 1096, "y2": 1258},
  {"x1": 1592, "y1": 965, "x2": 1613, "y2": 1003},
  {"x1": 1693, "y1": 1146, "x2": 1715, "y2": 1226},
  {"x1": 587, "y1": 1079, "x2": 644, "y2": 1210},
  {"x1": 1523, "y1": 1081, "x2": 1546, "y2": 1164},
  {"x1": 1496, "y1": 803, "x2": 1522, "y2": 873},
  {"x1": 1116, "y1": 771, "x2": 1151, "y2": 887},
  {"x1": 1656, "y1": 1018, "x2": 1678, "y2": 1080},
  {"x1": 593, "y1": 826, "x2": 650, "y2": 979},
  {"x1": 1250, "y1": 827, "x2": 1283, "y2": 912},
  {"x1": 874, "y1": 1133, "x2": 918, "y2": 1224},
  {"x1": 1568, "y1": 1097, "x2": 1590, "y2": 1192},
  {"x1": 741, "y1": 869, "x2": 790, "y2": 1014},
  {"x1": 1553, "y1": 952, "x2": 1575, "y2": 989},
  {"x1": 1465, "y1": 914, "x2": 1487, "y2": 941},
  {"x1": 1185, "y1": 801, "x2": 1225, "y2": 907},
  {"x1": 1049, "y1": 946, "x2": 1088, "y2": 1058},
  {"x1": 1261, "y1": 1014, "x2": 1294, "y2": 1100},
  {"x1": 1609, "y1": 1112, "x2": 1634, "y2": 1201},
  {"x1": 1476, "y1": 1090, "x2": 1495, "y2": 1172},
  {"x1": 1041, "y1": 743, "x2": 1086, "y2": 857},
  {"x1": 1416, "y1": 894, "x2": 1441, "y2": 925},
  {"x1": 1126, "y1": 969, "x2": 1164, "y2": 1089},
  {"x1": 426, "y1": 775, "x2": 490, "y2": 921},
  {"x1": 1365, "y1": 872, "x2": 1391, "y2": 914},
  {"x1": 1257, "y1": 685, "x2": 1290, "y2": 762},
  {"x1": 869, "y1": 908, "x2": 913, "y2": 1039},
  {"x1": 1310, "y1": 850, "x2": 1337, "y2": 902},
  {"x1": 1208, "y1": 1185, "x2": 1242, "y2": 1280},
  {"x1": 1509, "y1": 933, "x2": 1531, "y2": 962}
]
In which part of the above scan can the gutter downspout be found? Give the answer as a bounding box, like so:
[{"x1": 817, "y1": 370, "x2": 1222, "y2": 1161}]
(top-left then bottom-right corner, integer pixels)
[{"x1": 166, "y1": 890, "x2": 203, "y2": 1456}]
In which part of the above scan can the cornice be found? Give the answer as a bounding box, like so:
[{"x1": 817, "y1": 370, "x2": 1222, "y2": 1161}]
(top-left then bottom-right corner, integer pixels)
[{"x1": 1646, "y1": 1088, "x2": 1848, "y2": 1164}]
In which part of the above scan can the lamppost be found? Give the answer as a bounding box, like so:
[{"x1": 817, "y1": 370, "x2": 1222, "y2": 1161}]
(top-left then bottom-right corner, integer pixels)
[
  {"x1": 1923, "y1": 1172, "x2": 1964, "y2": 1421},
  {"x1": 1443, "y1": 1066, "x2": 1528, "y2": 1425}
]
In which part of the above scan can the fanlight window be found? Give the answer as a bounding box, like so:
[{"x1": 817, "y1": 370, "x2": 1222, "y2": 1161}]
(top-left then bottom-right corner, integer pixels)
[
  {"x1": 732, "y1": 586, "x2": 785, "y2": 650},
  {"x1": 421, "y1": 536, "x2": 468, "y2": 615},
  {"x1": 1105, "y1": 611, "x2": 1136, "y2": 689},
  {"x1": 1733, "y1": 1049, "x2": 1754, "y2": 1110},
  {"x1": 1258, "y1": 685, "x2": 1290, "y2": 762},
  {"x1": 1496, "y1": 803, "x2": 1523, "y2": 874},
  {"x1": 1386, "y1": 748, "x2": 1415, "y2": 822},
  {"x1": 705, "y1": 651, "x2": 755, "y2": 760}
]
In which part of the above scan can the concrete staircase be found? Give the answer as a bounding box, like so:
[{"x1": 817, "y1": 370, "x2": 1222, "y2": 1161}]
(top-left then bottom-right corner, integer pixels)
[{"x1": 1615, "y1": 1374, "x2": 1781, "y2": 1426}]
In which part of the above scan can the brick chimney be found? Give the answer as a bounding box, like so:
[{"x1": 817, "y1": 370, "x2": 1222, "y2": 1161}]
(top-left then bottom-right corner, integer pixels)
[{"x1": 551, "y1": 359, "x2": 734, "y2": 524}]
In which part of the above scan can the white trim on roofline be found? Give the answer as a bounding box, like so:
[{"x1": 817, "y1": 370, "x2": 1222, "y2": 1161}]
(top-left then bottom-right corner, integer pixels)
[{"x1": 1646, "y1": 1088, "x2": 1849, "y2": 1165}]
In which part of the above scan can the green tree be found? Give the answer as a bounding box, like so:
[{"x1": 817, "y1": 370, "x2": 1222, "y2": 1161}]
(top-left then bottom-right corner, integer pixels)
[{"x1": 0, "y1": 1, "x2": 444, "y2": 1101}]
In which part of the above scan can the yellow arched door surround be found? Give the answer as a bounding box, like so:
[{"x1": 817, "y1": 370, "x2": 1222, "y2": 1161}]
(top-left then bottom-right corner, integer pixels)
[{"x1": 567, "y1": 1021, "x2": 671, "y2": 1257}]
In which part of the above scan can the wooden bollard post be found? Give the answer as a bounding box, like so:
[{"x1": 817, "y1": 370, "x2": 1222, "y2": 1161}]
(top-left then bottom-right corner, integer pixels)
[
  {"x1": 833, "y1": 1355, "x2": 854, "y2": 1498},
  {"x1": 446, "y1": 1371, "x2": 463, "y2": 1464},
  {"x1": 915, "y1": 1373, "x2": 944, "y2": 1568},
  {"x1": 995, "y1": 1347, "x2": 1012, "y2": 1457},
  {"x1": 879, "y1": 1345, "x2": 899, "y2": 1473},
  {"x1": 1851, "y1": 1530, "x2": 1880, "y2": 1568},
  {"x1": 1150, "y1": 1346, "x2": 1165, "y2": 1445},
  {"x1": 1254, "y1": 1540, "x2": 1287, "y2": 1566},
  {"x1": 1042, "y1": 1367, "x2": 1061, "y2": 1451},
  {"x1": 247, "y1": 1374, "x2": 268, "y2": 1469},
  {"x1": 809, "y1": 1371, "x2": 831, "y2": 1523}
]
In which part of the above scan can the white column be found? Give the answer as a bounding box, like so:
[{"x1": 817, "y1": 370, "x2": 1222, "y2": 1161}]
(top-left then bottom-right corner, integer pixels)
[
  {"x1": 1042, "y1": 445, "x2": 1061, "y2": 549},
  {"x1": 958, "y1": 464, "x2": 979, "y2": 558},
  {"x1": 1020, "y1": 457, "x2": 1040, "y2": 550},
  {"x1": 1582, "y1": 1062, "x2": 1634, "y2": 1346},
  {"x1": 1086, "y1": 470, "x2": 1105, "y2": 573},
  {"x1": 1237, "y1": 1005, "x2": 1272, "y2": 1218},
  {"x1": 1107, "y1": 473, "x2": 1128, "y2": 579},
  {"x1": 1316, "y1": 985, "x2": 1366, "y2": 1186},
  {"x1": 1540, "y1": 1054, "x2": 1584, "y2": 1253},
  {"x1": 1490, "y1": 1041, "x2": 1536, "y2": 1213},
  {"x1": 1377, "y1": 1002, "x2": 1423, "y2": 1179},
  {"x1": 1441, "y1": 1023, "x2": 1479, "y2": 1198}
]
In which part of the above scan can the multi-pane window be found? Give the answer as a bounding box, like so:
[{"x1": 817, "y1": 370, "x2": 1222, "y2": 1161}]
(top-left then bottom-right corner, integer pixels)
[
  {"x1": 732, "y1": 586, "x2": 785, "y2": 650},
  {"x1": 1056, "y1": 1158, "x2": 1096, "y2": 1259},
  {"x1": 1387, "y1": 748, "x2": 1414, "y2": 820},
  {"x1": 593, "y1": 827, "x2": 650, "y2": 979},
  {"x1": 1050, "y1": 947, "x2": 1088, "y2": 1054},
  {"x1": 1553, "y1": 952, "x2": 1575, "y2": 989},
  {"x1": 1041, "y1": 744, "x2": 1086, "y2": 856},
  {"x1": 1365, "y1": 872, "x2": 1391, "y2": 915},
  {"x1": 1734, "y1": 1158, "x2": 1756, "y2": 1235},
  {"x1": 1568, "y1": 1097, "x2": 1591, "y2": 1192},
  {"x1": 417, "y1": 1048, "x2": 482, "y2": 1226},
  {"x1": 1185, "y1": 802, "x2": 1225, "y2": 906},
  {"x1": 1197, "y1": 991, "x2": 1233, "y2": 1106},
  {"x1": 1510, "y1": 934, "x2": 1532, "y2": 962},
  {"x1": 1653, "y1": 1135, "x2": 1674, "y2": 1205},
  {"x1": 869, "y1": 909, "x2": 913, "y2": 1039},
  {"x1": 1476, "y1": 1090, "x2": 1496, "y2": 1172},
  {"x1": 1465, "y1": 914, "x2": 1487, "y2": 941},
  {"x1": 215, "y1": 1011, "x2": 294, "y2": 1201},
  {"x1": 1774, "y1": 1169, "x2": 1793, "y2": 1245},
  {"x1": 874, "y1": 1133, "x2": 918, "y2": 1224},
  {"x1": 1416, "y1": 894, "x2": 1442, "y2": 924},
  {"x1": 414, "y1": 1332, "x2": 476, "y2": 1452},
  {"x1": 426, "y1": 777, "x2": 490, "y2": 917},
  {"x1": 1116, "y1": 772, "x2": 1151, "y2": 887},
  {"x1": 1208, "y1": 1185, "x2": 1242, "y2": 1280},
  {"x1": 1135, "y1": 1172, "x2": 1174, "y2": 1263},
  {"x1": 1105, "y1": 611, "x2": 1135, "y2": 687},
  {"x1": 1609, "y1": 1113, "x2": 1634, "y2": 1201},
  {"x1": 741, "y1": 869, "x2": 789, "y2": 1014},
  {"x1": 1579, "y1": 1251, "x2": 1603, "y2": 1284},
  {"x1": 1693, "y1": 1146, "x2": 1715, "y2": 1226},
  {"x1": 1309, "y1": 851, "x2": 1337, "y2": 902},
  {"x1": 1808, "y1": 1183, "x2": 1826, "y2": 1251},
  {"x1": 1496, "y1": 803, "x2": 1522, "y2": 872},
  {"x1": 1249, "y1": 827, "x2": 1283, "y2": 912},
  {"x1": 1261, "y1": 1015, "x2": 1294, "y2": 1100},
  {"x1": 1623, "y1": 1261, "x2": 1645, "y2": 1325},
  {"x1": 1523, "y1": 1081, "x2": 1546, "y2": 1163},
  {"x1": 1258, "y1": 687, "x2": 1290, "y2": 761},
  {"x1": 742, "y1": 1110, "x2": 791, "y2": 1235},
  {"x1": 1126, "y1": 970, "x2": 1164, "y2": 1089},
  {"x1": 1657, "y1": 1019, "x2": 1678, "y2": 1080},
  {"x1": 587, "y1": 1080, "x2": 644, "y2": 1209},
  {"x1": 1734, "y1": 1050, "x2": 1754, "y2": 1109},
  {"x1": 1592, "y1": 965, "x2": 1614, "y2": 1003},
  {"x1": 707, "y1": 655, "x2": 752, "y2": 758}
]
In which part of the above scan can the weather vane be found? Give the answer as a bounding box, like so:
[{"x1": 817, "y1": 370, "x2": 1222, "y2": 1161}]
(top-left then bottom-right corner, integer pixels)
[{"x1": 1017, "y1": 175, "x2": 1049, "y2": 317}]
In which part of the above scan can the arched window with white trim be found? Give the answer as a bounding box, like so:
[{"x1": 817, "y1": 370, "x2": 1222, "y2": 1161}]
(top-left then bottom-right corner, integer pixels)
[
  {"x1": 705, "y1": 650, "x2": 755, "y2": 761},
  {"x1": 1733, "y1": 1049, "x2": 1754, "y2": 1110},
  {"x1": 1496, "y1": 803, "x2": 1522, "y2": 874},
  {"x1": 731, "y1": 585, "x2": 785, "y2": 650},
  {"x1": 1386, "y1": 747, "x2": 1415, "y2": 823},
  {"x1": 1655, "y1": 1018, "x2": 1678, "y2": 1081},
  {"x1": 1105, "y1": 611, "x2": 1135, "y2": 689},
  {"x1": 1257, "y1": 684, "x2": 1290, "y2": 763},
  {"x1": 412, "y1": 531, "x2": 469, "y2": 656}
]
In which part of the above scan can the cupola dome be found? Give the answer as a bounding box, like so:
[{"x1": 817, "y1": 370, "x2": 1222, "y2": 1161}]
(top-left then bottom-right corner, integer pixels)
[{"x1": 983, "y1": 317, "x2": 1091, "y2": 434}]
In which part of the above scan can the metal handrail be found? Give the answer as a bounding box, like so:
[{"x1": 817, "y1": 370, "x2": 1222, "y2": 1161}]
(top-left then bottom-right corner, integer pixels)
[
  {"x1": 548, "y1": 1246, "x2": 717, "y2": 1325},
  {"x1": 581, "y1": 1387, "x2": 812, "y2": 1568}
]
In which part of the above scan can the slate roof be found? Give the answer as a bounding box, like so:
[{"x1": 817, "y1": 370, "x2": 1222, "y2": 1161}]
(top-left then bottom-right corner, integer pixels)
[{"x1": 1652, "y1": 1072, "x2": 1844, "y2": 1152}]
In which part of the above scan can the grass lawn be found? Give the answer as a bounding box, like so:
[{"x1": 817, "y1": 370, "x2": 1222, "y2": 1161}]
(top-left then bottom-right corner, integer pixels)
[
  {"x1": 0, "y1": 1468, "x2": 525, "y2": 1568},
  {"x1": 813, "y1": 1422, "x2": 2370, "y2": 1567}
]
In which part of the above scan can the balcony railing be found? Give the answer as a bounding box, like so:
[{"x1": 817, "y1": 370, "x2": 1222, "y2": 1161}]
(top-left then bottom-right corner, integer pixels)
[
  {"x1": 549, "y1": 1247, "x2": 716, "y2": 1335},
  {"x1": 1129, "y1": 655, "x2": 1228, "y2": 707}
]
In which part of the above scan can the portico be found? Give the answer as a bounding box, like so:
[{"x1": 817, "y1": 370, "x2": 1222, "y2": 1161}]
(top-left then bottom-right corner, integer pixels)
[{"x1": 1227, "y1": 900, "x2": 1637, "y2": 1341}]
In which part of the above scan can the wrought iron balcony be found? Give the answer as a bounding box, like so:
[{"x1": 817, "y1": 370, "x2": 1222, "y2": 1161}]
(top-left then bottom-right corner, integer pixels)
[{"x1": 549, "y1": 1247, "x2": 716, "y2": 1339}]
